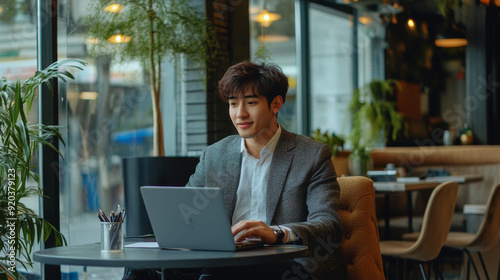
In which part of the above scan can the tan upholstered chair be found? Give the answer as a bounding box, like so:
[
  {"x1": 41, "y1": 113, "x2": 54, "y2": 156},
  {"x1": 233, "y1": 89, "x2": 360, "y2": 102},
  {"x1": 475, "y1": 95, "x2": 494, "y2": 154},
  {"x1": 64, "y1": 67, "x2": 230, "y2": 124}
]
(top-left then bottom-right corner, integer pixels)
[
  {"x1": 337, "y1": 176, "x2": 384, "y2": 280},
  {"x1": 379, "y1": 181, "x2": 458, "y2": 279},
  {"x1": 404, "y1": 181, "x2": 500, "y2": 279}
]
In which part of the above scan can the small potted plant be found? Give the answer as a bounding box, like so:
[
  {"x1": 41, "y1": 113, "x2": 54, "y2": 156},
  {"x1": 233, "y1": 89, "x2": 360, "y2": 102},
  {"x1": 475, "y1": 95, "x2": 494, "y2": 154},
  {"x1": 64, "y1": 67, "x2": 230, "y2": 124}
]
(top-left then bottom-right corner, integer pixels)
[
  {"x1": 347, "y1": 79, "x2": 405, "y2": 175},
  {"x1": 310, "y1": 129, "x2": 348, "y2": 175},
  {"x1": 0, "y1": 59, "x2": 86, "y2": 279},
  {"x1": 310, "y1": 129, "x2": 345, "y2": 157}
]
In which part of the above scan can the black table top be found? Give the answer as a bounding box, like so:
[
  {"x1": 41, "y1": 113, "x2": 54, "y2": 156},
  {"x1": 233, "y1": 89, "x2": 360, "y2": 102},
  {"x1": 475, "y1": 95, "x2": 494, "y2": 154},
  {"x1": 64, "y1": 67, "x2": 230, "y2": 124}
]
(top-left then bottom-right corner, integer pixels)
[{"x1": 33, "y1": 242, "x2": 308, "y2": 270}]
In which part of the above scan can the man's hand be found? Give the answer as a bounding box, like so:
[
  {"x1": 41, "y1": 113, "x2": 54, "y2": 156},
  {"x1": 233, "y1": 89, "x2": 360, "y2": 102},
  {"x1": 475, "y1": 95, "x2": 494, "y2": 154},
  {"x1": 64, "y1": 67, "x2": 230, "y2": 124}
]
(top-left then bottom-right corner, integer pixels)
[{"x1": 231, "y1": 220, "x2": 278, "y2": 244}]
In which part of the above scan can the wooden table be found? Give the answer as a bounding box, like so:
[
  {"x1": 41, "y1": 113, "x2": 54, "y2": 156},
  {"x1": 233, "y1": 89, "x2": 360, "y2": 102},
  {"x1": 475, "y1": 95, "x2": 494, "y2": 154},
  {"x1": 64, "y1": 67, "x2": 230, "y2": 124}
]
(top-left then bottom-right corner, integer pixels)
[{"x1": 374, "y1": 174, "x2": 483, "y2": 239}]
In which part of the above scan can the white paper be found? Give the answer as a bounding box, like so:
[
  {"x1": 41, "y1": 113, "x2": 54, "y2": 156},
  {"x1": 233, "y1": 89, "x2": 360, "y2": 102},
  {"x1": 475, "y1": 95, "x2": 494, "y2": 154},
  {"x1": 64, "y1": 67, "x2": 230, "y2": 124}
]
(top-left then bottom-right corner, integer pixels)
[{"x1": 124, "y1": 242, "x2": 159, "y2": 248}]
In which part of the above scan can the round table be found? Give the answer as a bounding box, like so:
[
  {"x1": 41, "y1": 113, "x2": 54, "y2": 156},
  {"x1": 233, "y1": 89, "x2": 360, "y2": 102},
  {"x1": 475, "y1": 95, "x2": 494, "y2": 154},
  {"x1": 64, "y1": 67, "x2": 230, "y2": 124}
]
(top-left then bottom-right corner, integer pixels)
[{"x1": 34, "y1": 242, "x2": 308, "y2": 279}]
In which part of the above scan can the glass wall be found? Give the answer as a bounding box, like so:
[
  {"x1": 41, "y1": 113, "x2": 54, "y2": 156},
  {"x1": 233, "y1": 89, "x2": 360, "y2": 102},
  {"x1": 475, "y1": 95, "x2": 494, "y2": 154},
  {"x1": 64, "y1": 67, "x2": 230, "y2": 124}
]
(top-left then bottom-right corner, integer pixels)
[
  {"x1": 249, "y1": 0, "x2": 298, "y2": 132},
  {"x1": 0, "y1": 0, "x2": 379, "y2": 278},
  {"x1": 308, "y1": 4, "x2": 354, "y2": 138},
  {"x1": 56, "y1": 0, "x2": 168, "y2": 278},
  {"x1": 308, "y1": 3, "x2": 385, "y2": 147},
  {"x1": 0, "y1": 0, "x2": 41, "y2": 277}
]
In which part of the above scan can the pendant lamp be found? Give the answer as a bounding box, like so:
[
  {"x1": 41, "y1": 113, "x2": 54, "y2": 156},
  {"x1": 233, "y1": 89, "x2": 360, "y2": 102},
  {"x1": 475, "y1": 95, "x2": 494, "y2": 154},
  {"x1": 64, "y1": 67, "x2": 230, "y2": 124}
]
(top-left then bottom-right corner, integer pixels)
[{"x1": 435, "y1": 2, "x2": 467, "y2": 48}]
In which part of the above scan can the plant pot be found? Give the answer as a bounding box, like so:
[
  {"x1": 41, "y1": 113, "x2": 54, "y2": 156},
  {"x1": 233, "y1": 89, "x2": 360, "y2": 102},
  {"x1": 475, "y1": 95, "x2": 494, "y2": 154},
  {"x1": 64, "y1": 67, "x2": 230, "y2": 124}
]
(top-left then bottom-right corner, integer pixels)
[
  {"x1": 331, "y1": 151, "x2": 350, "y2": 177},
  {"x1": 348, "y1": 157, "x2": 373, "y2": 176},
  {"x1": 122, "y1": 156, "x2": 199, "y2": 237}
]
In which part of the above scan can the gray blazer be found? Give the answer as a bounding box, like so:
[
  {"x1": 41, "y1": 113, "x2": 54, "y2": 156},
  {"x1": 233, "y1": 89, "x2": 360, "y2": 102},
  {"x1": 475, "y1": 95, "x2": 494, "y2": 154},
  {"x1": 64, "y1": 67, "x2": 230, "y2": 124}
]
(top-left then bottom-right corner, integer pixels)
[{"x1": 187, "y1": 129, "x2": 347, "y2": 280}]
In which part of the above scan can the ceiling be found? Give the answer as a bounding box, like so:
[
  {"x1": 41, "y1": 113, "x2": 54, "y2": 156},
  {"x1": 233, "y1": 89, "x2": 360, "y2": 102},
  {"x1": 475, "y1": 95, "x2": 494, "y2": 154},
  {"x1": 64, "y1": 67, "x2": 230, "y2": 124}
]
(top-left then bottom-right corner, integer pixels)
[{"x1": 341, "y1": 0, "x2": 451, "y2": 23}]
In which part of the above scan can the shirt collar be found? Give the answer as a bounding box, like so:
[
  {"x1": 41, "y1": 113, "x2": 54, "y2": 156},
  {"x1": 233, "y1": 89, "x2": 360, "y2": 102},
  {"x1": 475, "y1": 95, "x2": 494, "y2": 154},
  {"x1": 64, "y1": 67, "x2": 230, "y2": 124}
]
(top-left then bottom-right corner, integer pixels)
[{"x1": 240, "y1": 124, "x2": 282, "y2": 155}]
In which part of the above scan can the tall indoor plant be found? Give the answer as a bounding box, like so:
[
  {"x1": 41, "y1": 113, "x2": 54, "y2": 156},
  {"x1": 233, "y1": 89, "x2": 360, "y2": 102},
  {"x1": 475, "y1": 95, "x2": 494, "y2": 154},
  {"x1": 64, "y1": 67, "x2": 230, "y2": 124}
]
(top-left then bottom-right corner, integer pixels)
[
  {"x1": 83, "y1": 0, "x2": 217, "y2": 156},
  {"x1": 0, "y1": 59, "x2": 86, "y2": 279},
  {"x1": 348, "y1": 79, "x2": 405, "y2": 175}
]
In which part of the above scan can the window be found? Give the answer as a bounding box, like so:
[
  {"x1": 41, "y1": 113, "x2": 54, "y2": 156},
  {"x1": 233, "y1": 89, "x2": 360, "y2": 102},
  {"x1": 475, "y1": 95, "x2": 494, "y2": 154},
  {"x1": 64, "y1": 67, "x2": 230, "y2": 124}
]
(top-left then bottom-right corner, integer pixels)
[
  {"x1": 308, "y1": 3, "x2": 354, "y2": 138},
  {"x1": 249, "y1": 0, "x2": 298, "y2": 132}
]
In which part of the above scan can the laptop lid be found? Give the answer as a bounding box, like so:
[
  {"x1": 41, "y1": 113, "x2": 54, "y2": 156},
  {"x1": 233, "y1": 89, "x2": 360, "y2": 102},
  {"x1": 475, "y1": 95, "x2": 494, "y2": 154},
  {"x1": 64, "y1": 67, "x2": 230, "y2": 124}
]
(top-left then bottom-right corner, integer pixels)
[{"x1": 140, "y1": 186, "x2": 238, "y2": 251}]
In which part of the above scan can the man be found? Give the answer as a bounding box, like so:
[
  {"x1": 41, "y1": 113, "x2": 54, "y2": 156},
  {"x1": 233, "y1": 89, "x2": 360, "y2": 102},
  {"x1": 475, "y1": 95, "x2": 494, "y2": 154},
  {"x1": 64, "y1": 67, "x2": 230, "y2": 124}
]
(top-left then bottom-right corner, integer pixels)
[{"x1": 186, "y1": 60, "x2": 347, "y2": 280}]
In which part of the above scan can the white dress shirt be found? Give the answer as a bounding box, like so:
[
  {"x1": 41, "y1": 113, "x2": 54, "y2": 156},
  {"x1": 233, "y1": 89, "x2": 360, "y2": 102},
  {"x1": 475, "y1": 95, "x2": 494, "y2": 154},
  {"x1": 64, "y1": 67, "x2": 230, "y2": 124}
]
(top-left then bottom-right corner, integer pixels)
[{"x1": 232, "y1": 125, "x2": 298, "y2": 243}]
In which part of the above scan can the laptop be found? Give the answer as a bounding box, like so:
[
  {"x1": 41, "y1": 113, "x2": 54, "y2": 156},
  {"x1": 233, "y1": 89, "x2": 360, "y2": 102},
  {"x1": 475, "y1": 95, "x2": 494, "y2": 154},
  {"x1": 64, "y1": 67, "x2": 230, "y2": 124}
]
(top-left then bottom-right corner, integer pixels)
[{"x1": 140, "y1": 186, "x2": 264, "y2": 251}]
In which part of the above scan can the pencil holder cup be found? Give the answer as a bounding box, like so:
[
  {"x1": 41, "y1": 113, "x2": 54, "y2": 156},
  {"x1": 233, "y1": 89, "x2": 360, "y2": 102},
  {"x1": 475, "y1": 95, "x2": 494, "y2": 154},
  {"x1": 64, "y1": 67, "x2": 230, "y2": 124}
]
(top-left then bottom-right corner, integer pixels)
[{"x1": 101, "y1": 222, "x2": 123, "y2": 252}]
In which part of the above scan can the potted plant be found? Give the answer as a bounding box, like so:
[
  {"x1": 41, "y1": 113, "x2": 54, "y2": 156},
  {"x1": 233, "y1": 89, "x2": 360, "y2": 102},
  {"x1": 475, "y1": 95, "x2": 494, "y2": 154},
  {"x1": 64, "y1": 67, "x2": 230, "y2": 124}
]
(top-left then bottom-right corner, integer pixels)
[
  {"x1": 310, "y1": 129, "x2": 345, "y2": 157},
  {"x1": 82, "y1": 0, "x2": 217, "y2": 156},
  {"x1": 347, "y1": 79, "x2": 405, "y2": 175},
  {"x1": 310, "y1": 129, "x2": 349, "y2": 175},
  {"x1": 0, "y1": 59, "x2": 86, "y2": 279}
]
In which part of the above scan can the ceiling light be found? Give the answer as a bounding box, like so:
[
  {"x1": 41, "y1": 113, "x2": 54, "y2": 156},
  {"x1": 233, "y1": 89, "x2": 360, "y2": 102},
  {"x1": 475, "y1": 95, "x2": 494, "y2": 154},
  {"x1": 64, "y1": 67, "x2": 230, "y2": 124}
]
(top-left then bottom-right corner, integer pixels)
[
  {"x1": 254, "y1": 9, "x2": 281, "y2": 27},
  {"x1": 104, "y1": 3, "x2": 123, "y2": 13},
  {"x1": 107, "y1": 33, "x2": 131, "y2": 43},
  {"x1": 407, "y1": 18, "x2": 415, "y2": 29},
  {"x1": 359, "y1": 16, "x2": 372, "y2": 25},
  {"x1": 435, "y1": 23, "x2": 467, "y2": 47},
  {"x1": 436, "y1": 1, "x2": 467, "y2": 48}
]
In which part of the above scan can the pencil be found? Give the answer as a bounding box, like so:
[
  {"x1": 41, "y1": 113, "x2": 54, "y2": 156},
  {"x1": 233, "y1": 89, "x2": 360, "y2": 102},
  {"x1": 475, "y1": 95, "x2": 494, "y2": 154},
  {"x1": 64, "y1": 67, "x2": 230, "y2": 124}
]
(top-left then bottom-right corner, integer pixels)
[
  {"x1": 97, "y1": 212, "x2": 104, "y2": 222},
  {"x1": 99, "y1": 209, "x2": 110, "y2": 222}
]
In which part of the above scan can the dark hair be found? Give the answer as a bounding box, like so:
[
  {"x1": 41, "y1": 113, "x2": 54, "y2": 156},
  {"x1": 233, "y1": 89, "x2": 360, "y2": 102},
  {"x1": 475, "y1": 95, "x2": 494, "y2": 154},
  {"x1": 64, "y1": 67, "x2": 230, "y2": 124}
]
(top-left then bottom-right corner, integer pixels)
[{"x1": 218, "y1": 60, "x2": 288, "y2": 106}]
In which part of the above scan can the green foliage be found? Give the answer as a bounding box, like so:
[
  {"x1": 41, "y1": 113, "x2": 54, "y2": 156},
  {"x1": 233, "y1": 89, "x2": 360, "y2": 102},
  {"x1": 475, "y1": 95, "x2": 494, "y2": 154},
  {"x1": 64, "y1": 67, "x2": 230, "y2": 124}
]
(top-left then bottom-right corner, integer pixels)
[
  {"x1": 253, "y1": 45, "x2": 272, "y2": 62},
  {"x1": 348, "y1": 79, "x2": 405, "y2": 159},
  {"x1": 0, "y1": 0, "x2": 18, "y2": 22},
  {"x1": 0, "y1": 59, "x2": 86, "y2": 279},
  {"x1": 82, "y1": 0, "x2": 218, "y2": 155},
  {"x1": 437, "y1": 0, "x2": 459, "y2": 16},
  {"x1": 310, "y1": 129, "x2": 345, "y2": 157},
  {"x1": 82, "y1": 0, "x2": 217, "y2": 73}
]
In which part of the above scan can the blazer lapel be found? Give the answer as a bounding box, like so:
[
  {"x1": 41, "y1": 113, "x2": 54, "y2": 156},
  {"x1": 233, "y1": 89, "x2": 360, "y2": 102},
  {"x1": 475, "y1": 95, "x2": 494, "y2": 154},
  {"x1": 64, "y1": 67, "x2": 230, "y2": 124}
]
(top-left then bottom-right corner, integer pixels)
[
  {"x1": 266, "y1": 130, "x2": 296, "y2": 224},
  {"x1": 222, "y1": 139, "x2": 242, "y2": 219}
]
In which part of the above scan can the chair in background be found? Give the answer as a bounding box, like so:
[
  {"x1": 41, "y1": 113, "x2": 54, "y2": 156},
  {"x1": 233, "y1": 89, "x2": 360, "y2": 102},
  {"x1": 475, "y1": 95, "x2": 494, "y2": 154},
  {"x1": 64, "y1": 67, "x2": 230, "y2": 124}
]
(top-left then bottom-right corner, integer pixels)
[
  {"x1": 379, "y1": 181, "x2": 459, "y2": 279},
  {"x1": 122, "y1": 156, "x2": 199, "y2": 237},
  {"x1": 337, "y1": 176, "x2": 385, "y2": 280},
  {"x1": 404, "y1": 182, "x2": 500, "y2": 280}
]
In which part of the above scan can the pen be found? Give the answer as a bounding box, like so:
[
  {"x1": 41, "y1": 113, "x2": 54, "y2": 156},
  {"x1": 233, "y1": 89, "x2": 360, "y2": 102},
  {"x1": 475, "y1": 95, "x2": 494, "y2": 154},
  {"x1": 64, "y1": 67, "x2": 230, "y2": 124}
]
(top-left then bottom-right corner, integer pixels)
[
  {"x1": 115, "y1": 211, "x2": 122, "y2": 222},
  {"x1": 99, "y1": 209, "x2": 110, "y2": 222},
  {"x1": 122, "y1": 208, "x2": 127, "y2": 222},
  {"x1": 119, "y1": 208, "x2": 125, "y2": 222}
]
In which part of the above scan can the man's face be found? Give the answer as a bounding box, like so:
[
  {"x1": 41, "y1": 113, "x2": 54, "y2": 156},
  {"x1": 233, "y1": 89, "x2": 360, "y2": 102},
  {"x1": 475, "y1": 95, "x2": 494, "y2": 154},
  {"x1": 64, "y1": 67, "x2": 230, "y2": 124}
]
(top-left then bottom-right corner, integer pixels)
[{"x1": 228, "y1": 90, "x2": 281, "y2": 140}]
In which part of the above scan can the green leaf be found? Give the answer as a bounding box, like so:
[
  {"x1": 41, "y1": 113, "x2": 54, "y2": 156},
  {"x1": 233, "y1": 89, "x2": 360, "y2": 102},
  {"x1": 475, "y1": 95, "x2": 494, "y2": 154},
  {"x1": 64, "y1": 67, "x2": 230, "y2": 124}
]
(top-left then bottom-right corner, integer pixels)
[{"x1": 0, "y1": 59, "x2": 85, "y2": 275}]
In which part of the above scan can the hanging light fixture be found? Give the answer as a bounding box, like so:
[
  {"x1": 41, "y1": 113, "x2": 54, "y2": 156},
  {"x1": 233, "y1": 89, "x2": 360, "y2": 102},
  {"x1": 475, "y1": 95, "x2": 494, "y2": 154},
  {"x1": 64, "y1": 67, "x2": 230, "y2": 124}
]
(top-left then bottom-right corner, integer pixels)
[
  {"x1": 104, "y1": 2, "x2": 123, "y2": 13},
  {"x1": 254, "y1": 9, "x2": 281, "y2": 27},
  {"x1": 107, "y1": 32, "x2": 131, "y2": 43},
  {"x1": 407, "y1": 18, "x2": 416, "y2": 30},
  {"x1": 435, "y1": 1, "x2": 467, "y2": 48},
  {"x1": 435, "y1": 23, "x2": 467, "y2": 47}
]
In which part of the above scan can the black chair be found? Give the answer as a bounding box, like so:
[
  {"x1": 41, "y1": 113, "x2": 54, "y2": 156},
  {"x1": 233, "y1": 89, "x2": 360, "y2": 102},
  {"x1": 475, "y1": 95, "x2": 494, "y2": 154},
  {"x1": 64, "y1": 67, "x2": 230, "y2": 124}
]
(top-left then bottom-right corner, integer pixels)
[{"x1": 123, "y1": 156, "x2": 199, "y2": 237}]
